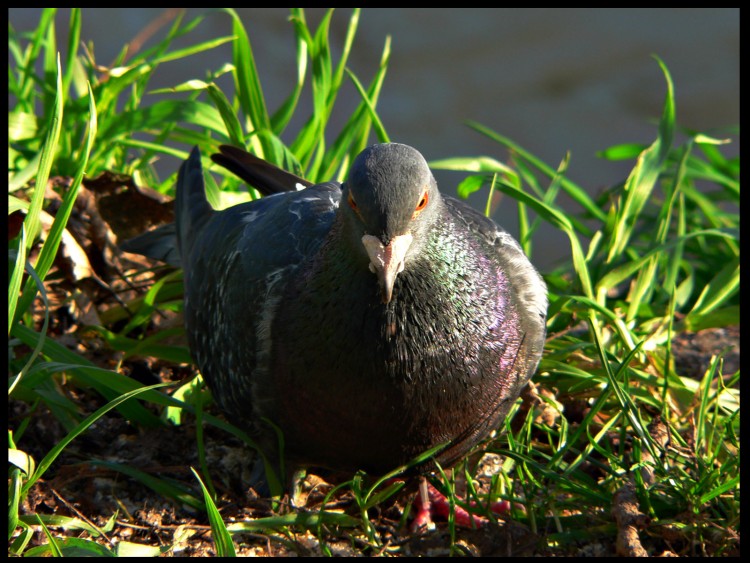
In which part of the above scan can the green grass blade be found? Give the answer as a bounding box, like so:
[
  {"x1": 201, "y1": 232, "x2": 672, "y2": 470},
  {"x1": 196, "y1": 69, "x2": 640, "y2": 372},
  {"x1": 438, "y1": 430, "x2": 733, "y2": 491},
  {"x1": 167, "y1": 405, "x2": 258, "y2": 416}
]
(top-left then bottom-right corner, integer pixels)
[
  {"x1": 26, "y1": 361, "x2": 186, "y2": 411},
  {"x1": 466, "y1": 119, "x2": 606, "y2": 222},
  {"x1": 8, "y1": 227, "x2": 26, "y2": 336},
  {"x1": 206, "y1": 82, "x2": 245, "y2": 146},
  {"x1": 191, "y1": 468, "x2": 236, "y2": 556},
  {"x1": 683, "y1": 258, "x2": 739, "y2": 328},
  {"x1": 150, "y1": 35, "x2": 235, "y2": 65},
  {"x1": 485, "y1": 174, "x2": 595, "y2": 299},
  {"x1": 270, "y1": 11, "x2": 308, "y2": 134},
  {"x1": 224, "y1": 8, "x2": 270, "y2": 157},
  {"x1": 626, "y1": 141, "x2": 692, "y2": 321},
  {"x1": 606, "y1": 56, "x2": 675, "y2": 262},
  {"x1": 83, "y1": 460, "x2": 204, "y2": 511},
  {"x1": 596, "y1": 228, "x2": 737, "y2": 303},
  {"x1": 344, "y1": 67, "x2": 390, "y2": 143},
  {"x1": 36, "y1": 515, "x2": 63, "y2": 557},
  {"x1": 11, "y1": 324, "x2": 166, "y2": 426},
  {"x1": 21, "y1": 383, "x2": 170, "y2": 496},
  {"x1": 16, "y1": 514, "x2": 102, "y2": 538},
  {"x1": 486, "y1": 173, "x2": 498, "y2": 218},
  {"x1": 100, "y1": 99, "x2": 227, "y2": 144},
  {"x1": 226, "y1": 511, "x2": 360, "y2": 533},
  {"x1": 430, "y1": 155, "x2": 518, "y2": 176},
  {"x1": 20, "y1": 54, "x2": 63, "y2": 255},
  {"x1": 8, "y1": 256, "x2": 50, "y2": 398},
  {"x1": 8, "y1": 455, "x2": 24, "y2": 540},
  {"x1": 312, "y1": 10, "x2": 334, "y2": 114},
  {"x1": 290, "y1": 10, "x2": 335, "y2": 168},
  {"x1": 25, "y1": 83, "x2": 96, "y2": 301},
  {"x1": 13, "y1": 9, "x2": 56, "y2": 111},
  {"x1": 699, "y1": 475, "x2": 739, "y2": 505},
  {"x1": 319, "y1": 35, "x2": 391, "y2": 182},
  {"x1": 61, "y1": 8, "x2": 81, "y2": 98},
  {"x1": 329, "y1": 8, "x2": 360, "y2": 106}
]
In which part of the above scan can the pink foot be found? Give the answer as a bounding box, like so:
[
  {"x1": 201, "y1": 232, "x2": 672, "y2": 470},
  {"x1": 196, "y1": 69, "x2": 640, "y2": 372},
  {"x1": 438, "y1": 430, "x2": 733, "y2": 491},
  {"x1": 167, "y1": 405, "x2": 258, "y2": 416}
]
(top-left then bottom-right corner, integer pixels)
[{"x1": 410, "y1": 478, "x2": 510, "y2": 532}]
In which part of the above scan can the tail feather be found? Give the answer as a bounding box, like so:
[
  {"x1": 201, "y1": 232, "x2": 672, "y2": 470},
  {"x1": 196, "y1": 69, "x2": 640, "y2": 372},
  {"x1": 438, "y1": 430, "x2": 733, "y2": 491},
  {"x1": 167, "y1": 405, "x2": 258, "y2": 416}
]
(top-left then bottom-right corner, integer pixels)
[
  {"x1": 120, "y1": 223, "x2": 180, "y2": 266},
  {"x1": 211, "y1": 145, "x2": 313, "y2": 196},
  {"x1": 123, "y1": 145, "x2": 302, "y2": 265},
  {"x1": 176, "y1": 146, "x2": 213, "y2": 262}
]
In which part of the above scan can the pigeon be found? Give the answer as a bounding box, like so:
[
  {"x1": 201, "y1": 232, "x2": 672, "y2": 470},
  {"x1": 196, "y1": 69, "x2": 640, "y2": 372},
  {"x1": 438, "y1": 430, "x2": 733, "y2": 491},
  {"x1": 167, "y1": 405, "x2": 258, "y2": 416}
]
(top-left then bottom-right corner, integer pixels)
[{"x1": 123, "y1": 143, "x2": 547, "y2": 504}]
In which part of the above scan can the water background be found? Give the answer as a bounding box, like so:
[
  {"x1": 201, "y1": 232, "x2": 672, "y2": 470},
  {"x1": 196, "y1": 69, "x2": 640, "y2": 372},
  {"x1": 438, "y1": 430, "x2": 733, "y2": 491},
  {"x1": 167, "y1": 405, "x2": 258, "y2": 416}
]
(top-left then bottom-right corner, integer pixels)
[{"x1": 9, "y1": 8, "x2": 739, "y2": 269}]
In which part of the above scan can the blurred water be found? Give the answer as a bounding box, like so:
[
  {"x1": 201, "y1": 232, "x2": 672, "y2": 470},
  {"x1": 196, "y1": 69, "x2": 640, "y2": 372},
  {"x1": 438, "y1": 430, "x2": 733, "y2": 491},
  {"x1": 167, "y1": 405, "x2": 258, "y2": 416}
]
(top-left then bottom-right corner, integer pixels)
[{"x1": 9, "y1": 8, "x2": 739, "y2": 269}]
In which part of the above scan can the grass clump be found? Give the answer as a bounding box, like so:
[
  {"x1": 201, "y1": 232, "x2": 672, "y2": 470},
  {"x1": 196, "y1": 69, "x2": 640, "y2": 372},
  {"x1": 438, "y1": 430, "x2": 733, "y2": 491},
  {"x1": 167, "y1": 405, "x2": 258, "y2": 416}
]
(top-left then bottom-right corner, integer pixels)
[
  {"x1": 9, "y1": 8, "x2": 738, "y2": 557},
  {"x1": 431, "y1": 57, "x2": 738, "y2": 556}
]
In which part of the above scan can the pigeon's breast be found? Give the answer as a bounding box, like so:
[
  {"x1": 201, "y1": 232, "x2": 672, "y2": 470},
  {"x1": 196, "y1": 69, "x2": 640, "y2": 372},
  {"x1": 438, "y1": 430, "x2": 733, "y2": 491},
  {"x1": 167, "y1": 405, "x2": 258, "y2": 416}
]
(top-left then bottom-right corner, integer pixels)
[{"x1": 265, "y1": 223, "x2": 526, "y2": 472}]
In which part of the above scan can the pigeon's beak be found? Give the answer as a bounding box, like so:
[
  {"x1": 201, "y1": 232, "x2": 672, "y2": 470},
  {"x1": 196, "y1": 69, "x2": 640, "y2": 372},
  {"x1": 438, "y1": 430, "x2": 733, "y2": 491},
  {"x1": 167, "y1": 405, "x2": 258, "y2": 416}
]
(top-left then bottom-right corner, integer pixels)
[{"x1": 361, "y1": 233, "x2": 413, "y2": 304}]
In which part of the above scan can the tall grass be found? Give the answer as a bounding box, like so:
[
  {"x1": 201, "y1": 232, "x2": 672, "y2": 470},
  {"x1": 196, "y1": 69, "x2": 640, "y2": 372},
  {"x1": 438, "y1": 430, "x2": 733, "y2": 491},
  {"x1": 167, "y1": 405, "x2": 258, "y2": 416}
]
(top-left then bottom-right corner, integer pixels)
[
  {"x1": 430, "y1": 57, "x2": 738, "y2": 555},
  {"x1": 9, "y1": 8, "x2": 738, "y2": 557}
]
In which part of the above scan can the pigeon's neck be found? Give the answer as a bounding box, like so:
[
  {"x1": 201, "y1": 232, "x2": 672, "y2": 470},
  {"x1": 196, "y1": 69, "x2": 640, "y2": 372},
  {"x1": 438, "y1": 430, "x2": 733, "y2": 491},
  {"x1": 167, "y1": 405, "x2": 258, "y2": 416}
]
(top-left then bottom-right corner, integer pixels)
[{"x1": 317, "y1": 214, "x2": 380, "y2": 294}]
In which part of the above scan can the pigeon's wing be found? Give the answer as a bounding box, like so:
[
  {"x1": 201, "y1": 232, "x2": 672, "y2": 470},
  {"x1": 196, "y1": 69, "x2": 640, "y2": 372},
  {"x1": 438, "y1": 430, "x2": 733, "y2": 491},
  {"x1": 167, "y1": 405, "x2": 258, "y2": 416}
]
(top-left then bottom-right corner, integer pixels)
[
  {"x1": 416, "y1": 195, "x2": 547, "y2": 467},
  {"x1": 121, "y1": 145, "x2": 316, "y2": 265},
  {"x1": 122, "y1": 146, "x2": 341, "y2": 444},
  {"x1": 442, "y1": 195, "x2": 547, "y2": 331},
  {"x1": 177, "y1": 149, "x2": 342, "y2": 441}
]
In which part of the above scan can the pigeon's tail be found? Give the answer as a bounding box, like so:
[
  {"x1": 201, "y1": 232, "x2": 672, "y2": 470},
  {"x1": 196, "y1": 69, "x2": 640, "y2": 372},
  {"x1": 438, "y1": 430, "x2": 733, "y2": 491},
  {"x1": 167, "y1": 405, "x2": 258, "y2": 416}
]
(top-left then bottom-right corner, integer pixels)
[
  {"x1": 175, "y1": 146, "x2": 214, "y2": 263},
  {"x1": 120, "y1": 147, "x2": 212, "y2": 266},
  {"x1": 211, "y1": 144, "x2": 313, "y2": 196},
  {"x1": 119, "y1": 222, "x2": 180, "y2": 266},
  {"x1": 121, "y1": 145, "x2": 312, "y2": 265}
]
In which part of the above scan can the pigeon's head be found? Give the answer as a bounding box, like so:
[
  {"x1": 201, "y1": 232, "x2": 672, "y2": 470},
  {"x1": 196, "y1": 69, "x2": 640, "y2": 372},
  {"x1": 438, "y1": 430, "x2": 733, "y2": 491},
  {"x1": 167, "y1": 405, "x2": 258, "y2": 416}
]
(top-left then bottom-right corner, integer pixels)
[{"x1": 342, "y1": 143, "x2": 441, "y2": 303}]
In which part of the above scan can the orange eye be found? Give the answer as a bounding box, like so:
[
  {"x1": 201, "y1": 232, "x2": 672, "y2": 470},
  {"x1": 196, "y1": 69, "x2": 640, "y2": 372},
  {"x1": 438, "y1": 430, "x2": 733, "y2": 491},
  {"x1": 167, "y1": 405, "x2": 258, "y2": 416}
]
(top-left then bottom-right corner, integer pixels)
[
  {"x1": 347, "y1": 191, "x2": 358, "y2": 210},
  {"x1": 415, "y1": 191, "x2": 429, "y2": 211}
]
